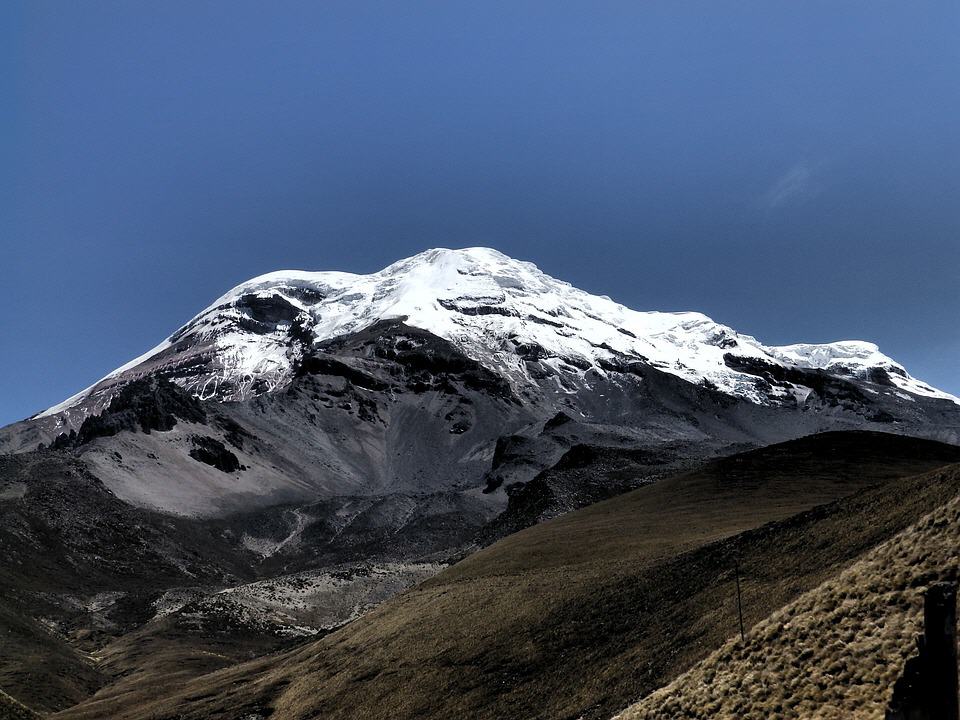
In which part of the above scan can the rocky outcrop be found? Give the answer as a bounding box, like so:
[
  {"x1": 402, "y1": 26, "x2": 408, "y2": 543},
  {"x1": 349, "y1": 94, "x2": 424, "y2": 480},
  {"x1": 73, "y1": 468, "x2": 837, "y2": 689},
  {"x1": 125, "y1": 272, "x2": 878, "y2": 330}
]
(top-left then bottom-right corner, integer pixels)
[
  {"x1": 48, "y1": 378, "x2": 207, "y2": 449},
  {"x1": 189, "y1": 436, "x2": 242, "y2": 473}
]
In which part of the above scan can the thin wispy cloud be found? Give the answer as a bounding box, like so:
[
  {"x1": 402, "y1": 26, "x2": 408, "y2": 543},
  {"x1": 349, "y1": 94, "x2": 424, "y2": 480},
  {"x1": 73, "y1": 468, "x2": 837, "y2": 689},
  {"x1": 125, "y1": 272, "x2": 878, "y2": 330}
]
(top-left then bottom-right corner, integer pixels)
[{"x1": 762, "y1": 161, "x2": 819, "y2": 209}]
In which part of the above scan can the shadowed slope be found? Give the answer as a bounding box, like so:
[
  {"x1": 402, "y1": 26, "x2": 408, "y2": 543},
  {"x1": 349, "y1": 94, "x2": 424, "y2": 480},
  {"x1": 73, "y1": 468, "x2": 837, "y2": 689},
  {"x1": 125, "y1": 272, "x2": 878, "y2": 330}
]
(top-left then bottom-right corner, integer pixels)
[{"x1": 52, "y1": 432, "x2": 960, "y2": 720}]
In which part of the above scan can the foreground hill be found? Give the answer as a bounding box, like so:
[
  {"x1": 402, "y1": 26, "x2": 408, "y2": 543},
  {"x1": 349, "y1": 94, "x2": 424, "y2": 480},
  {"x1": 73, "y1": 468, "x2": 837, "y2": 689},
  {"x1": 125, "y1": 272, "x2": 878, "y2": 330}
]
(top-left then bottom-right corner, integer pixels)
[
  {"x1": 616, "y1": 464, "x2": 960, "y2": 719},
  {"x1": 51, "y1": 431, "x2": 960, "y2": 720}
]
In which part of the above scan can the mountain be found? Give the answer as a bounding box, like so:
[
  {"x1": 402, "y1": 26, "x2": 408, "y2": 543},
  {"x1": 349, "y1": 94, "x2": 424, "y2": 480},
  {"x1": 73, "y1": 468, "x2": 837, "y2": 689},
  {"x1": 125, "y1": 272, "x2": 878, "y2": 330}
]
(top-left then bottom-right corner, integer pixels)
[
  {"x1": 2, "y1": 247, "x2": 957, "y2": 519},
  {"x1": 2, "y1": 248, "x2": 959, "y2": 717},
  {"x1": 616, "y1": 464, "x2": 960, "y2": 719},
  {"x1": 22, "y1": 247, "x2": 960, "y2": 423}
]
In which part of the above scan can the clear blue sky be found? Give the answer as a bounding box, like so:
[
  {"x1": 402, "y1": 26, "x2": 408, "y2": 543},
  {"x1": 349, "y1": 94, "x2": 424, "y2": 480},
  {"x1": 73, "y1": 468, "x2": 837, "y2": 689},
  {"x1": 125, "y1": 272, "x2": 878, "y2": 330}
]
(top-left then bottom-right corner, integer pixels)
[{"x1": 3, "y1": 1, "x2": 958, "y2": 426}]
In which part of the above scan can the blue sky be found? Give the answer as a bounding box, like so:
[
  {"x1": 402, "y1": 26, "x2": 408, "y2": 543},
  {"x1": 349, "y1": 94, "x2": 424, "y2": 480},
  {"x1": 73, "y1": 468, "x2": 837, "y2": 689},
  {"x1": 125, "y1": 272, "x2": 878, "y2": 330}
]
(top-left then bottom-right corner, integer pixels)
[{"x1": 2, "y1": 1, "x2": 958, "y2": 426}]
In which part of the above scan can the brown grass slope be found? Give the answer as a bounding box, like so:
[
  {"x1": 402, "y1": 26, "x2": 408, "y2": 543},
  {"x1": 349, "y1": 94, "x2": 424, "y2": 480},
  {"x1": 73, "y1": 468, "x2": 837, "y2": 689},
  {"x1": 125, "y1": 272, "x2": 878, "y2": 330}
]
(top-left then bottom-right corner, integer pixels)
[
  {"x1": 0, "y1": 596, "x2": 104, "y2": 713},
  {"x1": 616, "y1": 462, "x2": 960, "y2": 720},
  {"x1": 47, "y1": 604, "x2": 317, "y2": 720},
  {"x1": 0, "y1": 691, "x2": 38, "y2": 720},
  {"x1": 53, "y1": 431, "x2": 960, "y2": 720}
]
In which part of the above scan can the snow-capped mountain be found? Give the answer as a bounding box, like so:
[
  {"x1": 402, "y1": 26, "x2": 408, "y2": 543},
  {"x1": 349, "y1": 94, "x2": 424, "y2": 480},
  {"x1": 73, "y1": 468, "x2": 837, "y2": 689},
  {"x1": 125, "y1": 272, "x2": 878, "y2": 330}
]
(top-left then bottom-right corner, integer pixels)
[
  {"x1": 2, "y1": 246, "x2": 959, "y2": 710},
  {"x1": 4, "y1": 246, "x2": 958, "y2": 518},
  {"x1": 34, "y1": 247, "x2": 958, "y2": 422}
]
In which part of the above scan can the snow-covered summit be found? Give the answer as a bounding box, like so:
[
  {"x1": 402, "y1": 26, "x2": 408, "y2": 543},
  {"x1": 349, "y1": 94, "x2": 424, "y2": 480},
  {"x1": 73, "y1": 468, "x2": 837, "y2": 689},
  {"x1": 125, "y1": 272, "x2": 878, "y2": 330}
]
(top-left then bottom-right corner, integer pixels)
[
  {"x1": 771, "y1": 341, "x2": 888, "y2": 370},
  {"x1": 36, "y1": 247, "x2": 958, "y2": 419}
]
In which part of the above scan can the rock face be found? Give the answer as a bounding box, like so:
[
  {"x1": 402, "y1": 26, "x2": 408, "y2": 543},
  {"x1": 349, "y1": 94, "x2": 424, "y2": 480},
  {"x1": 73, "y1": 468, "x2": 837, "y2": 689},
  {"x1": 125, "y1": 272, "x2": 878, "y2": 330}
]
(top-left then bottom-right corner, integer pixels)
[
  {"x1": 18, "y1": 330, "x2": 530, "y2": 517},
  {"x1": 48, "y1": 377, "x2": 208, "y2": 449},
  {"x1": 188, "y1": 436, "x2": 242, "y2": 473}
]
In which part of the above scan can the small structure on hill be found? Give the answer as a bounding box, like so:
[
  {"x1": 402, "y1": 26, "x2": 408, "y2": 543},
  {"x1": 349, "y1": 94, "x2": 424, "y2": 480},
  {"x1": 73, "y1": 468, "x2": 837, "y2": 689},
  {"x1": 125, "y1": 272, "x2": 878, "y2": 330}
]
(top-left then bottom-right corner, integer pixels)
[{"x1": 886, "y1": 582, "x2": 959, "y2": 720}]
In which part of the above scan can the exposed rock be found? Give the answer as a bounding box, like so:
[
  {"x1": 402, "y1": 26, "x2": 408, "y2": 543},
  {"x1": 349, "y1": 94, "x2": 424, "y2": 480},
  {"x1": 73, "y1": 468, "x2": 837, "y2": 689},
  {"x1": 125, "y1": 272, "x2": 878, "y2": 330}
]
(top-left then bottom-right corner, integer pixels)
[
  {"x1": 50, "y1": 378, "x2": 206, "y2": 449},
  {"x1": 189, "y1": 436, "x2": 242, "y2": 474}
]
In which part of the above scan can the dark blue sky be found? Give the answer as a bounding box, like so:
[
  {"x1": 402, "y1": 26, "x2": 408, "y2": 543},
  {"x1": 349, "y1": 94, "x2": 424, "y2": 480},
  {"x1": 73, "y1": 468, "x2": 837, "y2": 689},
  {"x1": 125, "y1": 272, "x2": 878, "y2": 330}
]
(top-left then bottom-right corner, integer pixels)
[{"x1": 3, "y1": 1, "x2": 958, "y2": 426}]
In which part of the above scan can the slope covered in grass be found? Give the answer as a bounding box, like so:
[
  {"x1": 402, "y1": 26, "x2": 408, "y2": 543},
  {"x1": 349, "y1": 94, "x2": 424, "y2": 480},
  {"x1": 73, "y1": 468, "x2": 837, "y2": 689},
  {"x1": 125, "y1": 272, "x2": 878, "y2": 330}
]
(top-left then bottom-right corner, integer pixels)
[
  {"x1": 0, "y1": 595, "x2": 104, "y2": 714},
  {"x1": 52, "y1": 432, "x2": 960, "y2": 720},
  {"x1": 0, "y1": 690, "x2": 38, "y2": 720},
  {"x1": 616, "y1": 463, "x2": 960, "y2": 719}
]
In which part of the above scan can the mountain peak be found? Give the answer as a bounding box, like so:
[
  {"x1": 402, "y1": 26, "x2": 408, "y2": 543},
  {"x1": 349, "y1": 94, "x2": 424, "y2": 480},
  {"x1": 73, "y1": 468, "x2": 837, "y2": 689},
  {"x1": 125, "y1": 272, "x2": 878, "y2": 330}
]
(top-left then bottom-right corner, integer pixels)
[{"x1": 399, "y1": 246, "x2": 514, "y2": 265}]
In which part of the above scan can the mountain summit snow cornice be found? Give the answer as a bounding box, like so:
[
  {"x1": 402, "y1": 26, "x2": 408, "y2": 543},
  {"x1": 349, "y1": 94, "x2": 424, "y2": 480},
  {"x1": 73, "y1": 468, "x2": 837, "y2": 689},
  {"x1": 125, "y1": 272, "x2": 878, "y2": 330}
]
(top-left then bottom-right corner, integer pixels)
[{"x1": 36, "y1": 247, "x2": 958, "y2": 419}]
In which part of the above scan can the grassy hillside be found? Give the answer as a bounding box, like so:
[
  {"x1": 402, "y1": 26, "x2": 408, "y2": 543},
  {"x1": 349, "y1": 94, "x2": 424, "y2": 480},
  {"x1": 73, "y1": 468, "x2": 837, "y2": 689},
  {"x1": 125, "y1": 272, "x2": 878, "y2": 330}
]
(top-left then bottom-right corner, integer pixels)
[
  {"x1": 0, "y1": 690, "x2": 38, "y2": 720},
  {"x1": 52, "y1": 431, "x2": 960, "y2": 720},
  {"x1": 0, "y1": 597, "x2": 104, "y2": 713},
  {"x1": 617, "y1": 462, "x2": 960, "y2": 719}
]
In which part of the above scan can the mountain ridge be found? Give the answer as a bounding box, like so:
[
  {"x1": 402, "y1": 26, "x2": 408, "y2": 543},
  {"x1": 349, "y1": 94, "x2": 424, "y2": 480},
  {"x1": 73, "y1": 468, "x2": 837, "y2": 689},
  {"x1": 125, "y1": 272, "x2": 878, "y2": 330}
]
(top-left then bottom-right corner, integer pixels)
[
  {"x1": 30, "y1": 247, "x2": 958, "y2": 427},
  {"x1": 3, "y1": 247, "x2": 958, "y2": 521}
]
